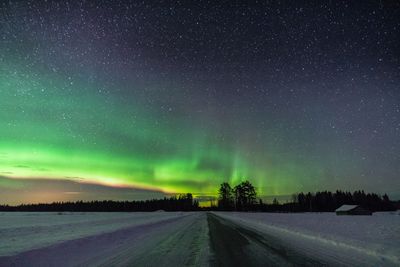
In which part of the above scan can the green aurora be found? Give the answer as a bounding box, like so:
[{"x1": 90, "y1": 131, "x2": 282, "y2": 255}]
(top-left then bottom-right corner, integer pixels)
[{"x1": 0, "y1": 59, "x2": 322, "y2": 199}]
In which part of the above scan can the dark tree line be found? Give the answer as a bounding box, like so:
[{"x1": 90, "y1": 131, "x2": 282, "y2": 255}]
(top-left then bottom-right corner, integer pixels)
[
  {"x1": 0, "y1": 194, "x2": 199, "y2": 212},
  {"x1": 217, "y1": 181, "x2": 397, "y2": 212},
  {"x1": 0, "y1": 184, "x2": 397, "y2": 212},
  {"x1": 291, "y1": 190, "x2": 395, "y2": 212},
  {"x1": 255, "y1": 190, "x2": 396, "y2": 212}
]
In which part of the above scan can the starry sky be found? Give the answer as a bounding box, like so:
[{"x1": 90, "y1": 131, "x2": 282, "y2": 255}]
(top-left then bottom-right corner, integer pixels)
[{"x1": 1, "y1": 1, "x2": 399, "y2": 204}]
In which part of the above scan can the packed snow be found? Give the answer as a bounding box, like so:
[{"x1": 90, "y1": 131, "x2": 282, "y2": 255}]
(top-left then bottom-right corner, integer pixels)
[
  {"x1": 0, "y1": 212, "x2": 210, "y2": 266},
  {"x1": 0, "y1": 212, "x2": 185, "y2": 257}
]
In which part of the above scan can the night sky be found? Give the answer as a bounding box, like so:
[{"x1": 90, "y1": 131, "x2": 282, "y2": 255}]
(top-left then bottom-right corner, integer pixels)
[{"x1": 1, "y1": 1, "x2": 399, "y2": 204}]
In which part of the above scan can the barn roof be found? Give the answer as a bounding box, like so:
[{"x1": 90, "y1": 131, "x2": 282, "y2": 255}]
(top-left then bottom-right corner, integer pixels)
[{"x1": 335, "y1": 205, "x2": 359, "y2": 212}]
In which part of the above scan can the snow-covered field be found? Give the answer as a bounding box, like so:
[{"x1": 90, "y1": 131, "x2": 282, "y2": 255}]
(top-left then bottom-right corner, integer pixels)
[
  {"x1": 0, "y1": 211, "x2": 399, "y2": 266},
  {"x1": 214, "y1": 211, "x2": 400, "y2": 266}
]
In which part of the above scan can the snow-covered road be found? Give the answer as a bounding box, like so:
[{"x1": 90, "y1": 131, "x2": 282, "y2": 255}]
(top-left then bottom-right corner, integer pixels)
[
  {"x1": 0, "y1": 211, "x2": 398, "y2": 266},
  {"x1": 0, "y1": 212, "x2": 209, "y2": 267}
]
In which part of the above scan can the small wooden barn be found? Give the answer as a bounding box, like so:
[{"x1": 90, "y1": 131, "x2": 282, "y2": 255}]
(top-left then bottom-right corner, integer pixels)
[{"x1": 335, "y1": 205, "x2": 372, "y2": 215}]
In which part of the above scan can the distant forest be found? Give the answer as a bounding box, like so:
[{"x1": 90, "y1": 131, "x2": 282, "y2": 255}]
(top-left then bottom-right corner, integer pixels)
[
  {"x1": 215, "y1": 181, "x2": 398, "y2": 212},
  {"x1": 0, "y1": 194, "x2": 198, "y2": 212},
  {"x1": 0, "y1": 181, "x2": 398, "y2": 212}
]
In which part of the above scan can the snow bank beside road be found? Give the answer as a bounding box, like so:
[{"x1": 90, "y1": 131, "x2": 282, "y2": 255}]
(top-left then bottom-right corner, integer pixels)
[{"x1": 214, "y1": 212, "x2": 400, "y2": 266}]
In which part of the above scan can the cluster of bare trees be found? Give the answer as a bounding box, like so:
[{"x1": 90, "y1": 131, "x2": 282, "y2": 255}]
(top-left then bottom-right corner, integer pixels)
[{"x1": 218, "y1": 180, "x2": 257, "y2": 211}]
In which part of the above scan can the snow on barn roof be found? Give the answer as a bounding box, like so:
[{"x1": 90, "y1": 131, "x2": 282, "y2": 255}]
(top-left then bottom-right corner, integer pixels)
[{"x1": 335, "y1": 205, "x2": 359, "y2": 212}]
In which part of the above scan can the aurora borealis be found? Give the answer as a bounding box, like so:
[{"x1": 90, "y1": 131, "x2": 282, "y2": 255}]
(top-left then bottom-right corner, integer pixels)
[{"x1": 1, "y1": 1, "x2": 399, "y2": 204}]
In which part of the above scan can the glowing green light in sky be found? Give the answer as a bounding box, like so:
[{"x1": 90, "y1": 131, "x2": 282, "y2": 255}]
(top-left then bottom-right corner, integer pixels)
[{"x1": 1, "y1": 60, "x2": 318, "y2": 199}]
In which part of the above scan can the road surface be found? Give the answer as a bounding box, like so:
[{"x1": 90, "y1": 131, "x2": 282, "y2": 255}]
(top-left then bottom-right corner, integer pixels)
[
  {"x1": 0, "y1": 212, "x2": 396, "y2": 266},
  {"x1": 207, "y1": 212, "x2": 323, "y2": 266}
]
